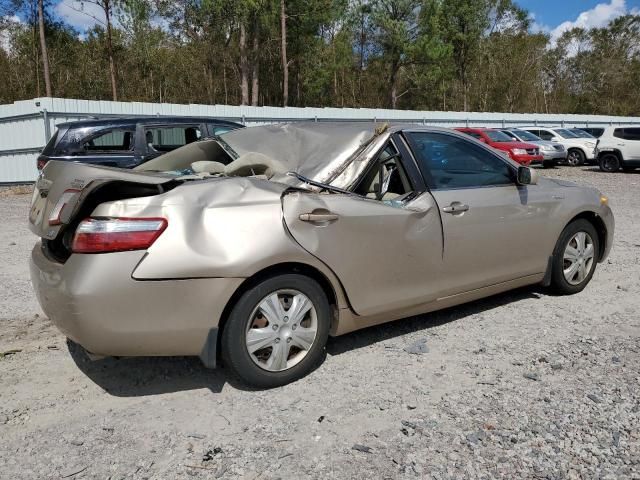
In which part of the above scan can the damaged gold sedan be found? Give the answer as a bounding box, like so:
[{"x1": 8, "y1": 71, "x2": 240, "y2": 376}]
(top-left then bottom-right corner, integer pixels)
[{"x1": 29, "y1": 123, "x2": 614, "y2": 387}]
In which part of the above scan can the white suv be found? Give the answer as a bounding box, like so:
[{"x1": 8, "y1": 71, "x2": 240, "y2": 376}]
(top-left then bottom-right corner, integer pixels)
[
  {"x1": 519, "y1": 127, "x2": 597, "y2": 166},
  {"x1": 596, "y1": 126, "x2": 640, "y2": 172}
]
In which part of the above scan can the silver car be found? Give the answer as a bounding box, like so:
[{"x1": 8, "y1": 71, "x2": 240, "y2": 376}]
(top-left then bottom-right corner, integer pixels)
[
  {"x1": 29, "y1": 123, "x2": 614, "y2": 388},
  {"x1": 502, "y1": 128, "x2": 567, "y2": 167}
]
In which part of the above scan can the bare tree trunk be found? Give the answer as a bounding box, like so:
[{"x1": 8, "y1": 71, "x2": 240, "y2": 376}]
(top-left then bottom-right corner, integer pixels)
[
  {"x1": 462, "y1": 78, "x2": 468, "y2": 112},
  {"x1": 442, "y1": 78, "x2": 446, "y2": 110},
  {"x1": 251, "y1": 28, "x2": 259, "y2": 106},
  {"x1": 389, "y1": 59, "x2": 399, "y2": 109},
  {"x1": 104, "y1": 0, "x2": 118, "y2": 101},
  {"x1": 280, "y1": 0, "x2": 288, "y2": 107},
  {"x1": 223, "y1": 55, "x2": 228, "y2": 104},
  {"x1": 37, "y1": 0, "x2": 52, "y2": 97},
  {"x1": 239, "y1": 23, "x2": 249, "y2": 105},
  {"x1": 31, "y1": 8, "x2": 41, "y2": 97}
]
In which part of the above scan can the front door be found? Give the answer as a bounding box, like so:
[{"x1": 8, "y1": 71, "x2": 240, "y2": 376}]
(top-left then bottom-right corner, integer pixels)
[
  {"x1": 282, "y1": 139, "x2": 444, "y2": 317},
  {"x1": 404, "y1": 130, "x2": 554, "y2": 297}
]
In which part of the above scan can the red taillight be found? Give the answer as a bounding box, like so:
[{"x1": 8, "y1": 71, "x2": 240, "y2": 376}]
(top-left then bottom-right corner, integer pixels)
[
  {"x1": 37, "y1": 157, "x2": 48, "y2": 170},
  {"x1": 71, "y1": 218, "x2": 168, "y2": 253}
]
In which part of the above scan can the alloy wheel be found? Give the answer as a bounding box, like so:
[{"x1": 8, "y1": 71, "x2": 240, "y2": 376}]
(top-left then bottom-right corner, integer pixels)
[
  {"x1": 601, "y1": 154, "x2": 620, "y2": 172},
  {"x1": 245, "y1": 289, "x2": 318, "y2": 372},
  {"x1": 567, "y1": 151, "x2": 581, "y2": 166},
  {"x1": 562, "y1": 231, "x2": 595, "y2": 286}
]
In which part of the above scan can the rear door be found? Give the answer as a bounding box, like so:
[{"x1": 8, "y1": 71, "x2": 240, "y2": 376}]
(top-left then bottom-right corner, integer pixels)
[
  {"x1": 404, "y1": 130, "x2": 553, "y2": 297},
  {"x1": 621, "y1": 128, "x2": 640, "y2": 160},
  {"x1": 282, "y1": 137, "x2": 444, "y2": 317}
]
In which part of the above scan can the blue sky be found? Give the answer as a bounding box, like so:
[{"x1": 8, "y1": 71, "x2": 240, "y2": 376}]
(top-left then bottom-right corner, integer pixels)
[
  {"x1": 520, "y1": 0, "x2": 640, "y2": 27},
  {"x1": 33, "y1": 0, "x2": 640, "y2": 39},
  {"x1": 519, "y1": 0, "x2": 640, "y2": 41}
]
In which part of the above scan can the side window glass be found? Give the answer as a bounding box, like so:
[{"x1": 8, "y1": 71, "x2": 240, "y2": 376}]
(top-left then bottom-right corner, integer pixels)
[
  {"x1": 209, "y1": 124, "x2": 235, "y2": 136},
  {"x1": 538, "y1": 130, "x2": 553, "y2": 141},
  {"x1": 353, "y1": 142, "x2": 414, "y2": 203},
  {"x1": 407, "y1": 132, "x2": 514, "y2": 190},
  {"x1": 145, "y1": 126, "x2": 202, "y2": 153},
  {"x1": 623, "y1": 128, "x2": 640, "y2": 141},
  {"x1": 82, "y1": 128, "x2": 135, "y2": 154},
  {"x1": 613, "y1": 129, "x2": 625, "y2": 139}
]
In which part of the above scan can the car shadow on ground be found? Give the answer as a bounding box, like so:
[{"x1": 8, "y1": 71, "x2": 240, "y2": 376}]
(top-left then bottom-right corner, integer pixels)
[
  {"x1": 581, "y1": 166, "x2": 640, "y2": 174},
  {"x1": 69, "y1": 286, "x2": 544, "y2": 397},
  {"x1": 326, "y1": 286, "x2": 543, "y2": 356}
]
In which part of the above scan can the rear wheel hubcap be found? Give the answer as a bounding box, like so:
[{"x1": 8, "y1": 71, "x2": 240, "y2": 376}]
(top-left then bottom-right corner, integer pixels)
[{"x1": 245, "y1": 289, "x2": 318, "y2": 372}]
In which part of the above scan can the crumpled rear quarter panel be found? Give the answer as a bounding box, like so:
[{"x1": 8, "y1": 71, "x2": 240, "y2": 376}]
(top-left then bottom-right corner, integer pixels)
[{"x1": 91, "y1": 177, "x2": 349, "y2": 308}]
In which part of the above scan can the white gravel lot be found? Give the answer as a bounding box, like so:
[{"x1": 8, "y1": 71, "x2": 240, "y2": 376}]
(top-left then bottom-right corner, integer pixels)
[{"x1": 0, "y1": 167, "x2": 639, "y2": 479}]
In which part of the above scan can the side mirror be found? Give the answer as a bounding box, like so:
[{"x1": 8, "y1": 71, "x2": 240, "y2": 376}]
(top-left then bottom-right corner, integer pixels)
[{"x1": 517, "y1": 166, "x2": 538, "y2": 185}]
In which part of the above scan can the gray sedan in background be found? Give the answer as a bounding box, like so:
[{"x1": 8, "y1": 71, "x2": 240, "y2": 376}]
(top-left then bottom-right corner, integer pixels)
[
  {"x1": 501, "y1": 128, "x2": 567, "y2": 168},
  {"x1": 29, "y1": 123, "x2": 614, "y2": 388}
]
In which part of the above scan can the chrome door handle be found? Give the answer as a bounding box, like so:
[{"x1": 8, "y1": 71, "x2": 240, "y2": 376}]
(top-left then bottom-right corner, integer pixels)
[
  {"x1": 299, "y1": 213, "x2": 339, "y2": 222},
  {"x1": 442, "y1": 203, "x2": 469, "y2": 214}
]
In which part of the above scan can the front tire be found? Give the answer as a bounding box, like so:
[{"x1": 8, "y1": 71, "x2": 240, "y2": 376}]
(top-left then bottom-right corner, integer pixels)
[
  {"x1": 542, "y1": 159, "x2": 555, "y2": 169},
  {"x1": 599, "y1": 153, "x2": 621, "y2": 172},
  {"x1": 566, "y1": 149, "x2": 585, "y2": 167},
  {"x1": 221, "y1": 274, "x2": 331, "y2": 388},
  {"x1": 550, "y1": 219, "x2": 599, "y2": 295}
]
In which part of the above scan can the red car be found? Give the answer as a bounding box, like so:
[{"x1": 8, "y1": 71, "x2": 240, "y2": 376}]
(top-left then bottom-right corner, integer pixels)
[{"x1": 455, "y1": 128, "x2": 543, "y2": 166}]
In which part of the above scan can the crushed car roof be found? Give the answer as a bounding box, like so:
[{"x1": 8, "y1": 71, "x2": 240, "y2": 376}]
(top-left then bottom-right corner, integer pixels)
[{"x1": 218, "y1": 122, "x2": 392, "y2": 183}]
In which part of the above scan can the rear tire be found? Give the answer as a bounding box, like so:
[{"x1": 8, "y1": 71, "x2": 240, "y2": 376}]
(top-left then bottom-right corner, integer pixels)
[
  {"x1": 221, "y1": 274, "x2": 331, "y2": 388},
  {"x1": 599, "y1": 153, "x2": 621, "y2": 172},
  {"x1": 566, "y1": 149, "x2": 585, "y2": 167},
  {"x1": 550, "y1": 219, "x2": 599, "y2": 295}
]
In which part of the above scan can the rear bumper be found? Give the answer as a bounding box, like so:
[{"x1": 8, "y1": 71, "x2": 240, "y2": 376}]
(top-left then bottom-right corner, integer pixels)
[{"x1": 30, "y1": 242, "x2": 244, "y2": 360}]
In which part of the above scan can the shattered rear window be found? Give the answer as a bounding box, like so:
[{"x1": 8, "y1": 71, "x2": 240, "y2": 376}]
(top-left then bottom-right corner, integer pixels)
[{"x1": 55, "y1": 126, "x2": 135, "y2": 155}]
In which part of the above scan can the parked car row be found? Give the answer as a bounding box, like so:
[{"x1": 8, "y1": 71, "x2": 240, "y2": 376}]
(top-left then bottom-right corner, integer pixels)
[
  {"x1": 36, "y1": 116, "x2": 639, "y2": 174},
  {"x1": 454, "y1": 126, "x2": 592, "y2": 168},
  {"x1": 516, "y1": 127, "x2": 597, "y2": 167}
]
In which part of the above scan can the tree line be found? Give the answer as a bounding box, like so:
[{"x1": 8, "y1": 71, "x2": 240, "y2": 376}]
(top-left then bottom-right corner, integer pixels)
[{"x1": 1, "y1": 0, "x2": 639, "y2": 115}]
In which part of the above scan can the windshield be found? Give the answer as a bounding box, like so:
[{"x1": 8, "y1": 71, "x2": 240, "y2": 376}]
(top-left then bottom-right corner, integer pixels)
[
  {"x1": 570, "y1": 128, "x2": 595, "y2": 138},
  {"x1": 510, "y1": 129, "x2": 540, "y2": 141},
  {"x1": 555, "y1": 128, "x2": 580, "y2": 139},
  {"x1": 484, "y1": 130, "x2": 514, "y2": 142}
]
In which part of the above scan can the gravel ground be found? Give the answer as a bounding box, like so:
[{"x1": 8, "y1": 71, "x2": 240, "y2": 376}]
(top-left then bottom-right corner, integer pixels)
[{"x1": 0, "y1": 167, "x2": 639, "y2": 479}]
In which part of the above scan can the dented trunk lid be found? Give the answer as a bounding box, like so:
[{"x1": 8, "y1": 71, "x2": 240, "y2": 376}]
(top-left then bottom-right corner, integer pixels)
[{"x1": 29, "y1": 160, "x2": 178, "y2": 240}]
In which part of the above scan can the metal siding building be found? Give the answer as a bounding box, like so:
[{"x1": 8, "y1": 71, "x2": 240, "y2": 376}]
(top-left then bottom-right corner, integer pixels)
[{"x1": 2, "y1": 97, "x2": 640, "y2": 183}]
